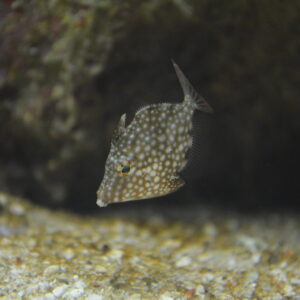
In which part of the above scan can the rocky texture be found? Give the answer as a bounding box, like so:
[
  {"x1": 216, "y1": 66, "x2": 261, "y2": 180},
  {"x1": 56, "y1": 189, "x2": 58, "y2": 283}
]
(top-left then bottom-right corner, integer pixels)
[
  {"x1": 0, "y1": 0, "x2": 299, "y2": 210},
  {"x1": 0, "y1": 192, "x2": 299, "y2": 299}
]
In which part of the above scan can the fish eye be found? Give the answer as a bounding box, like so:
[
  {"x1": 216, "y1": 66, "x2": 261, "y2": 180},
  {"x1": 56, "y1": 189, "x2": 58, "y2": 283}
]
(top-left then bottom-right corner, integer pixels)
[
  {"x1": 122, "y1": 165, "x2": 131, "y2": 173},
  {"x1": 118, "y1": 161, "x2": 133, "y2": 176}
]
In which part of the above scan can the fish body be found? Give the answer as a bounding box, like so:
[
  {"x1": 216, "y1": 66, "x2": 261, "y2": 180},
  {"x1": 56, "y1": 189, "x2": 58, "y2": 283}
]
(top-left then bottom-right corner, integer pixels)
[{"x1": 97, "y1": 62, "x2": 213, "y2": 207}]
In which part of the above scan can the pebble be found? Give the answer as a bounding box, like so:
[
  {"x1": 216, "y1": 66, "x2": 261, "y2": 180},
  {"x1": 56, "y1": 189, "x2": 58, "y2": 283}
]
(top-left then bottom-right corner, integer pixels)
[
  {"x1": 107, "y1": 249, "x2": 123, "y2": 261},
  {"x1": 175, "y1": 256, "x2": 191, "y2": 267},
  {"x1": 238, "y1": 283, "x2": 256, "y2": 298},
  {"x1": 62, "y1": 287, "x2": 84, "y2": 298},
  {"x1": 127, "y1": 293, "x2": 141, "y2": 300},
  {"x1": 62, "y1": 248, "x2": 75, "y2": 260},
  {"x1": 9, "y1": 203, "x2": 25, "y2": 216},
  {"x1": 52, "y1": 284, "x2": 69, "y2": 297},
  {"x1": 159, "y1": 294, "x2": 174, "y2": 300},
  {"x1": 28, "y1": 238, "x2": 37, "y2": 247},
  {"x1": 195, "y1": 284, "x2": 206, "y2": 295},
  {"x1": 236, "y1": 235, "x2": 267, "y2": 252},
  {"x1": 202, "y1": 223, "x2": 218, "y2": 238},
  {"x1": 42, "y1": 293, "x2": 55, "y2": 300},
  {"x1": 282, "y1": 284, "x2": 295, "y2": 296},
  {"x1": 251, "y1": 253, "x2": 261, "y2": 264},
  {"x1": 44, "y1": 265, "x2": 61, "y2": 276},
  {"x1": 200, "y1": 272, "x2": 215, "y2": 284},
  {"x1": 73, "y1": 280, "x2": 86, "y2": 289},
  {"x1": 86, "y1": 294, "x2": 104, "y2": 300},
  {"x1": 94, "y1": 265, "x2": 107, "y2": 273},
  {"x1": 161, "y1": 239, "x2": 181, "y2": 249},
  {"x1": 291, "y1": 278, "x2": 300, "y2": 285},
  {"x1": 0, "y1": 194, "x2": 8, "y2": 205}
]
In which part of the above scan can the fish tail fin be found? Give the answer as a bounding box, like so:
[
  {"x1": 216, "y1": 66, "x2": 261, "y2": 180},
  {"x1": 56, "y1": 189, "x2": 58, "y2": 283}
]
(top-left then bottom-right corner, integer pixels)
[{"x1": 172, "y1": 60, "x2": 214, "y2": 113}]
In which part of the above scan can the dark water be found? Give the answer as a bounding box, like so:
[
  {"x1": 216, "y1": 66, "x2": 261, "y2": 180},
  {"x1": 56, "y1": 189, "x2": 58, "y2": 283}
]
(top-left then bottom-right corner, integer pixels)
[{"x1": 0, "y1": 0, "x2": 299, "y2": 213}]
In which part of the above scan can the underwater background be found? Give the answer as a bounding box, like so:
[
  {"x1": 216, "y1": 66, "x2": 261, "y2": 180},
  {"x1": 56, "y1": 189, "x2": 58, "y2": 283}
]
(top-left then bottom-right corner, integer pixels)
[{"x1": 0, "y1": 0, "x2": 299, "y2": 211}]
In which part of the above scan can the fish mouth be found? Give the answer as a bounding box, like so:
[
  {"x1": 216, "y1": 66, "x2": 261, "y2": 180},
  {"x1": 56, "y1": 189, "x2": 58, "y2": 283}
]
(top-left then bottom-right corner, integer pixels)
[
  {"x1": 96, "y1": 189, "x2": 108, "y2": 207},
  {"x1": 96, "y1": 198, "x2": 108, "y2": 207}
]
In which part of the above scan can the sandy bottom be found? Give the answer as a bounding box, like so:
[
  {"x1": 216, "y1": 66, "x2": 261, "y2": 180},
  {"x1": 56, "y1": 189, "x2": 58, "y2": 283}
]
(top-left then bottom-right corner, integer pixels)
[{"x1": 0, "y1": 193, "x2": 299, "y2": 299}]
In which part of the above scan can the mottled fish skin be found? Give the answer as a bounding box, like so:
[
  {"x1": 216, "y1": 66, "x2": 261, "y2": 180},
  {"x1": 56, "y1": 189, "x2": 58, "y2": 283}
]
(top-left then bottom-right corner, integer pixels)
[{"x1": 97, "y1": 62, "x2": 213, "y2": 207}]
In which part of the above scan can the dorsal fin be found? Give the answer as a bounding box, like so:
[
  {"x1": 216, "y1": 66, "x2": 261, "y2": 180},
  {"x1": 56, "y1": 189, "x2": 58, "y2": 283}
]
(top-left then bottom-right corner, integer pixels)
[
  {"x1": 112, "y1": 113, "x2": 126, "y2": 144},
  {"x1": 172, "y1": 60, "x2": 214, "y2": 113}
]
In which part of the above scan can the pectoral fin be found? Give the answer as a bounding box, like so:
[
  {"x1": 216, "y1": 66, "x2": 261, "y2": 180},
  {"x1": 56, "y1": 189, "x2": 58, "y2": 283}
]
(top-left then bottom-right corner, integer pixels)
[{"x1": 170, "y1": 176, "x2": 185, "y2": 191}]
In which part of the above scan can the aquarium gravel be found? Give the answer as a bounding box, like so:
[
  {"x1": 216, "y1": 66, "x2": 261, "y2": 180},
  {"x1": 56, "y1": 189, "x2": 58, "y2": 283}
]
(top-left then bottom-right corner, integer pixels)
[{"x1": 0, "y1": 193, "x2": 299, "y2": 299}]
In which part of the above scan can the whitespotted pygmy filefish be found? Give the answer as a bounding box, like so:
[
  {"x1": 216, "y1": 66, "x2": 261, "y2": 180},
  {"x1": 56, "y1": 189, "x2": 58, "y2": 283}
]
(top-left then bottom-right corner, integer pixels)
[{"x1": 96, "y1": 61, "x2": 213, "y2": 207}]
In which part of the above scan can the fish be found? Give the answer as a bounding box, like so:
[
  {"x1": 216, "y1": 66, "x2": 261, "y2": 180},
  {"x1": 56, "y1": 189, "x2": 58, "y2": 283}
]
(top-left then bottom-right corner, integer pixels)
[{"x1": 96, "y1": 61, "x2": 213, "y2": 207}]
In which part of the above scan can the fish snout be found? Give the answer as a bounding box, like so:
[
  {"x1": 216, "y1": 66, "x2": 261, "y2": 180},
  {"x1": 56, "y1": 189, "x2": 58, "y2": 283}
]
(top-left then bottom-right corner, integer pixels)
[{"x1": 96, "y1": 188, "x2": 108, "y2": 207}]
